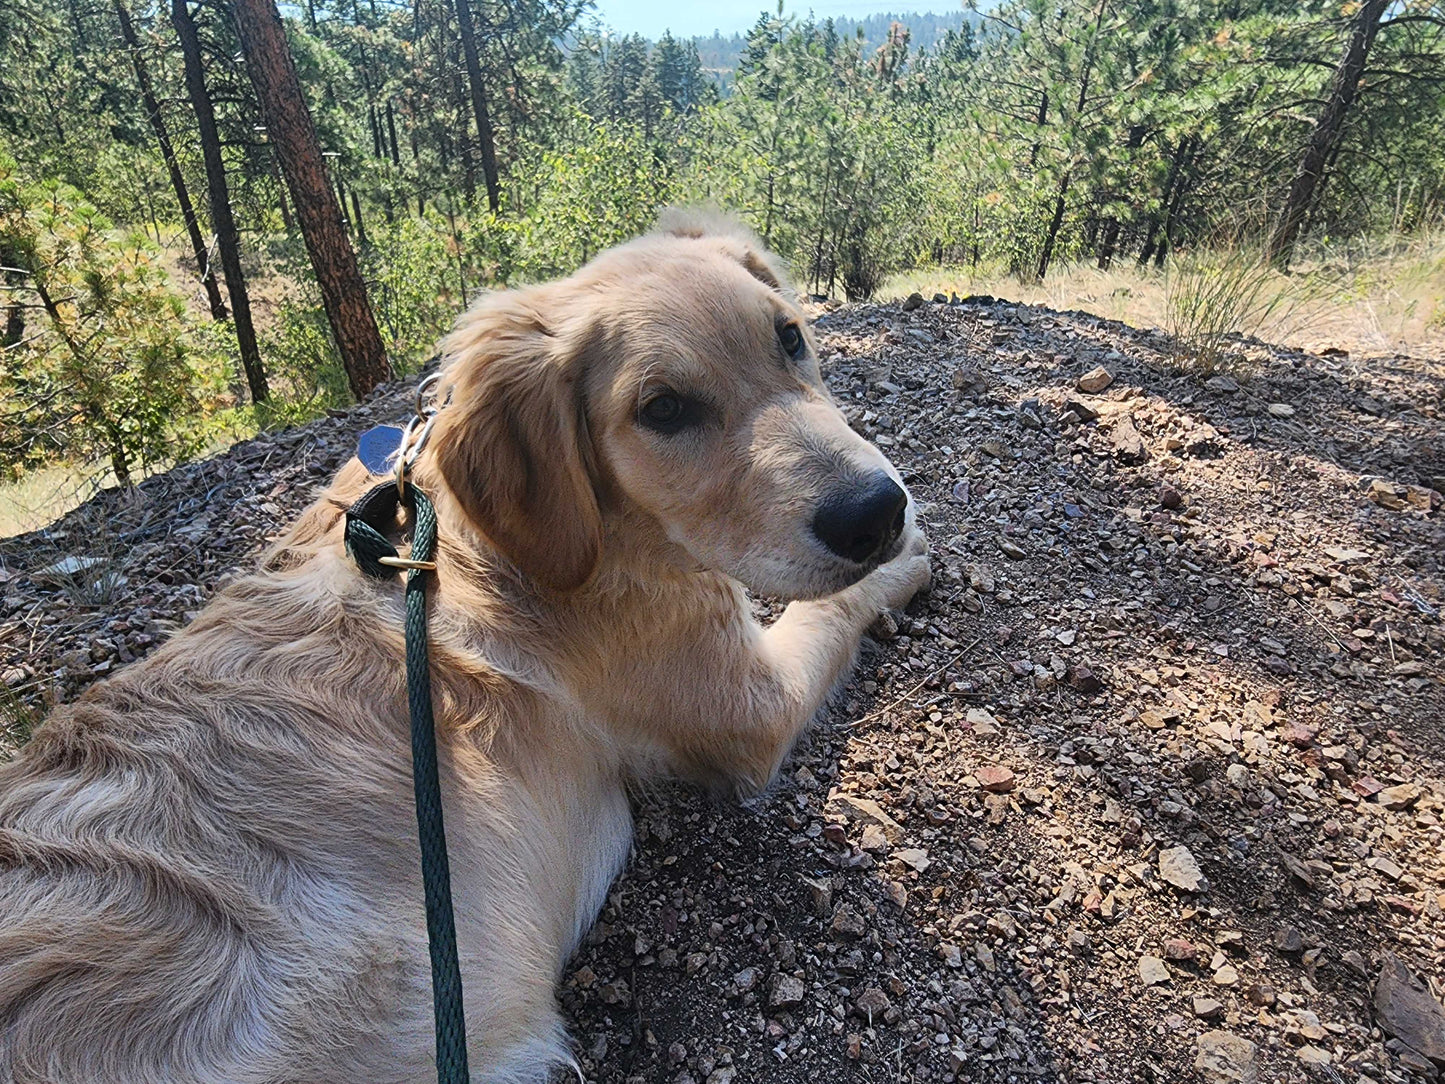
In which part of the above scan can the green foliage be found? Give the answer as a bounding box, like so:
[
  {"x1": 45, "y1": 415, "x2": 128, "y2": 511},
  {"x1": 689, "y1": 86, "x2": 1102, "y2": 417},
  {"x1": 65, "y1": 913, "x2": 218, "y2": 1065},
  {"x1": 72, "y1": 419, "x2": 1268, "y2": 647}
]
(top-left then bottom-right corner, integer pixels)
[
  {"x1": 521, "y1": 113, "x2": 677, "y2": 276},
  {"x1": 0, "y1": 156, "x2": 228, "y2": 483},
  {"x1": 2, "y1": 0, "x2": 1442, "y2": 494}
]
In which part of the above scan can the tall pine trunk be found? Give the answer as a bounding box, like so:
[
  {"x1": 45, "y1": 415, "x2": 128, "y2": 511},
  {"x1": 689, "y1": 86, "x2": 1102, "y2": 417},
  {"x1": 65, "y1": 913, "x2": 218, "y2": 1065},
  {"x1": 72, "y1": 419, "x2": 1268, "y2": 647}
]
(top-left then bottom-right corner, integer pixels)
[
  {"x1": 1267, "y1": 0, "x2": 1388, "y2": 267},
  {"x1": 1036, "y1": 172, "x2": 1070, "y2": 281},
  {"x1": 171, "y1": 0, "x2": 269, "y2": 403},
  {"x1": 230, "y1": 0, "x2": 391, "y2": 399},
  {"x1": 1140, "y1": 137, "x2": 1187, "y2": 266},
  {"x1": 115, "y1": 0, "x2": 228, "y2": 322},
  {"x1": 453, "y1": 0, "x2": 500, "y2": 212}
]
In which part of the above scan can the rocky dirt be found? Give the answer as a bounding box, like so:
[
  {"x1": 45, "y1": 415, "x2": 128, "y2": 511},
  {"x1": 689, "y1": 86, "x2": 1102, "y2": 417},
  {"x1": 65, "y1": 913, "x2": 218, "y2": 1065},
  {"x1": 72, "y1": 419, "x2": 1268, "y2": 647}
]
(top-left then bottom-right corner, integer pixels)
[{"x1": 2, "y1": 295, "x2": 1443, "y2": 1084}]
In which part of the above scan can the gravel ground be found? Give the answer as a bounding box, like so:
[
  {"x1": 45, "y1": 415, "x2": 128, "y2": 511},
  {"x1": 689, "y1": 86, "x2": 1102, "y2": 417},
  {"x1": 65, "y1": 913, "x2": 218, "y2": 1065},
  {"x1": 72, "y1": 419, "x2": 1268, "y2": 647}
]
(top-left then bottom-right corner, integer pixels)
[{"x1": 2, "y1": 295, "x2": 1443, "y2": 1084}]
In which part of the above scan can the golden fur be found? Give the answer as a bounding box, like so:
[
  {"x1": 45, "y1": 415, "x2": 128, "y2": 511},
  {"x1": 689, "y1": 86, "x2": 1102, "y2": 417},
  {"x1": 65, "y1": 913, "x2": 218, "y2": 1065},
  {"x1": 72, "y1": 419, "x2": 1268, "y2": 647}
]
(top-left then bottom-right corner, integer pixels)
[{"x1": 0, "y1": 217, "x2": 929, "y2": 1083}]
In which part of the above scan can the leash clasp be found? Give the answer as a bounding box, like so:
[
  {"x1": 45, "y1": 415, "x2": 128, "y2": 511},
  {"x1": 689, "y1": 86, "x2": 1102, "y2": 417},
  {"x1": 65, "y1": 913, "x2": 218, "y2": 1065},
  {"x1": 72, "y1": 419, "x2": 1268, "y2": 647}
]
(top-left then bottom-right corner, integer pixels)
[{"x1": 395, "y1": 372, "x2": 445, "y2": 498}]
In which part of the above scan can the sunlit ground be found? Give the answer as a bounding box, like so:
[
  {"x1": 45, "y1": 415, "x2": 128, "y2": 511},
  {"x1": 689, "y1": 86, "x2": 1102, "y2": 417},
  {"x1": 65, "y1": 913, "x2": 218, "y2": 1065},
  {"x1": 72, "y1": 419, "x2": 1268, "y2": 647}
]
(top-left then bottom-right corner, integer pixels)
[{"x1": 883, "y1": 231, "x2": 1445, "y2": 361}]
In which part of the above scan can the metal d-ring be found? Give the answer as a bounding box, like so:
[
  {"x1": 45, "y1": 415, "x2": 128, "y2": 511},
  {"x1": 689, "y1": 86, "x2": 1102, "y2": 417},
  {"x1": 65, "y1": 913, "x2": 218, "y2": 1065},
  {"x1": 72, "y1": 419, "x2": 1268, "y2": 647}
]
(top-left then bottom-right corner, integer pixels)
[{"x1": 414, "y1": 371, "x2": 442, "y2": 420}]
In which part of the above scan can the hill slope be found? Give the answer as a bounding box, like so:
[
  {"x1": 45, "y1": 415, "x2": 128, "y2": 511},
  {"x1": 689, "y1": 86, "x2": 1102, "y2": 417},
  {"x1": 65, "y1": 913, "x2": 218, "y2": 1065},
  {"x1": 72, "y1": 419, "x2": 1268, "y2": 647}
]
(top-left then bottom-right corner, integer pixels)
[{"x1": 2, "y1": 297, "x2": 1443, "y2": 1083}]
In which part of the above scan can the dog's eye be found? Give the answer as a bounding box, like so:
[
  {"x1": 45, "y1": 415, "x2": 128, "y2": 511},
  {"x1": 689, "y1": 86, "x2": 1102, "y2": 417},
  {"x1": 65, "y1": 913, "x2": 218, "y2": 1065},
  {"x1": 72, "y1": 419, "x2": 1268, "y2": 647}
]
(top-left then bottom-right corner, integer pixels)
[
  {"x1": 639, "y1": 393, "x2": 690, "y2": 434},
  {"x1": 778, "y1": 323, "x2": 806, "y2": 359}
]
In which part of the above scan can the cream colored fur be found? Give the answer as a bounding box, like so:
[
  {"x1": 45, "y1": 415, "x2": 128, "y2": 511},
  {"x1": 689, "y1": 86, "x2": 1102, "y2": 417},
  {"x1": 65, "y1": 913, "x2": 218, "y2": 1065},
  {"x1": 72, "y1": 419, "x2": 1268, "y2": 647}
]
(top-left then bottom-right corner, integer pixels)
[{"x1": 0, "y1": 217, "x2": 929, "y2": 1084}]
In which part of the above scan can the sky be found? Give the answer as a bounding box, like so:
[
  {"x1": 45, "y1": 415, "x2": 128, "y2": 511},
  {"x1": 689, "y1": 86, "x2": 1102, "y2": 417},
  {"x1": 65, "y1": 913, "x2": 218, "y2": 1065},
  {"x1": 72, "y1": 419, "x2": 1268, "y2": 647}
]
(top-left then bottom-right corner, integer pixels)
[{"x1": 588, "y1": 1, "x2": 953, "y2": 39}]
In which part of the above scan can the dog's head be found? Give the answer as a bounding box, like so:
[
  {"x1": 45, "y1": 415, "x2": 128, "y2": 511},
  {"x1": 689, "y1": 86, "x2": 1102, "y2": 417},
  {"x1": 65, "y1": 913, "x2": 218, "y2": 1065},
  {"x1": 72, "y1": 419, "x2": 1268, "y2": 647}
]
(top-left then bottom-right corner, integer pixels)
[{"x1": 424, "y1": 213, "x2": 910, "y2": 598}]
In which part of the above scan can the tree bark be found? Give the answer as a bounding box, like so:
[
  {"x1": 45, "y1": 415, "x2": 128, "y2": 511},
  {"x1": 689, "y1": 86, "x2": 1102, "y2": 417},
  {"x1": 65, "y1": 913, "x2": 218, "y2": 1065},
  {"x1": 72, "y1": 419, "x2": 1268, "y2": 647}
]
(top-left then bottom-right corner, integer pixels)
[
  {"x1": 1156, "y1": 136, "x2": 1196, "y2": 268},
  {"x1": 116, "y1": 0, "x2": 228, "y2": 322},
  {"x1": 171, "y1": 0, "x2": 269, "y2": 403},
  {"x1": 1139, "y1": 136, "x2": 1187, "y2": 266},
  {"x1": 1036, "y1": 172, "x2": 1070, "y2": 281},
  {"x1": 451, "y1": 67, "x2": 478, "y2": 203},
  {"x1": 229, "y1": 0, "x2": 390, "y2": 399},
  {"x1": 1, "y1": 244, "x2": 25, "y2": 349},
  {"x1": 453, "y1": 0, "x2": 500, "y2": 211},
  {"x1": 1267, "y1": 0, "x2": 1389, "y2": 267}
]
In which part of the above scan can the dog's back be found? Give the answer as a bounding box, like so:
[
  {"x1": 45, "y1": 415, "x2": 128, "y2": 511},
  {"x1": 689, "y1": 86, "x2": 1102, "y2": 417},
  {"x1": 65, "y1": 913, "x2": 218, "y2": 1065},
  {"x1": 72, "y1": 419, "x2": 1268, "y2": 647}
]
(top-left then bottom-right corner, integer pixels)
[{"x1": 0, "y1": 559, "x2": 435, "y2": 1084}]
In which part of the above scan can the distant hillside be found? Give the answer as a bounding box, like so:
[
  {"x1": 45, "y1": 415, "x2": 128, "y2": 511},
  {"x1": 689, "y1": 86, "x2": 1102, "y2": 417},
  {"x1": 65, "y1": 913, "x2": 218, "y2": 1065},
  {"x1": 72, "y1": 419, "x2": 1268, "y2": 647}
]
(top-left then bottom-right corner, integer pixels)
[{"x1": 690, "y1": 10, "x2": 975, "y2": 77}]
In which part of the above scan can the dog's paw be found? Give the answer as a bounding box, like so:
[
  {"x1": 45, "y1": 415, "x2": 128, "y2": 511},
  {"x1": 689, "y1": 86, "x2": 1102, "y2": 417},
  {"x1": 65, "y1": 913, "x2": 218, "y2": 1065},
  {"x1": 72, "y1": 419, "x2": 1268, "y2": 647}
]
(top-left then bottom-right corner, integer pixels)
[{"x1": 861, "y1": 524, "x2": 930, "y2": 613}]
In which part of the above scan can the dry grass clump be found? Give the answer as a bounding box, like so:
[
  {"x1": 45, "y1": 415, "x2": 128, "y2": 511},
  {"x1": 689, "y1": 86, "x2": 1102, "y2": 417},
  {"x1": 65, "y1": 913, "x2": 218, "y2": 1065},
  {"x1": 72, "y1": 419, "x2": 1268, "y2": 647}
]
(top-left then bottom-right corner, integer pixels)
[{"x1": 883, "y1": 227, "x2": 1445, "y2": 366}]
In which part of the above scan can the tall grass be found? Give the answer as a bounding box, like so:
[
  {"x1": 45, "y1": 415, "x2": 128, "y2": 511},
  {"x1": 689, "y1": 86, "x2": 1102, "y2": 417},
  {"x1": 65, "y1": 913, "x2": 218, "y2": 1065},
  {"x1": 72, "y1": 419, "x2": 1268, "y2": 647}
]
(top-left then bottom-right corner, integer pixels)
[{"x1": 1161, "y1": 245, "x2": 1325, "y2": 374}]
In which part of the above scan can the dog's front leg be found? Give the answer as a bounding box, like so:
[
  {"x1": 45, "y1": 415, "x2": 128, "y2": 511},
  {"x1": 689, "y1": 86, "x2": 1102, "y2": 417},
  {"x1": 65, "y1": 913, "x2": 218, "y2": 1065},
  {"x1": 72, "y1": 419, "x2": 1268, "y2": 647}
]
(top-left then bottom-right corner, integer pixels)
[{"x1": 701, "y1": 525, "x2": 931, "y2": 793}]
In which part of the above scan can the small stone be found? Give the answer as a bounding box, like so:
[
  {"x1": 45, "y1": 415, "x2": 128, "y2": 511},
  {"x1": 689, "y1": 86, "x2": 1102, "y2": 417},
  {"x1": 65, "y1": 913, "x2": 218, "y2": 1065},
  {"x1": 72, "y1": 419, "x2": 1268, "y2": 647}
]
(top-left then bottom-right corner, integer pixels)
[
  {"x1": 1244, "y1": 983, "x2": 1276, "y2": 1006},
  {"x1": 825, "y1": 795, "x2": 905, "y2": 843},
  {"x1": 768, "y1": 973, "x2": 806, "y2": 1009},
  {"x1": 1195, "y1": 1030, "x2": 1258, "y2": 1084},
  {"x1": 1159, "y1": 845, "x2": 1209, "y2": 893},
  {"x1": 830, "y1": 906, "x2": 867, "y2": 941},
  {"x1": 965, "y1": 707, "x2": 999, "y2": 735},
  {"x1": 1213, "y1": 964, "x2": 1240, "y2": 986},
  {"x1": 939, "y1": 942, "x2": 963, "y2": 968},
  {"x1": 1206, "y1": 375, "x2": 1239, "y2": 394},
  {"x1": 999, "y1": 539, "x2": 1027, "y2": 560},
  {"x1": 902, "y1": 292, "x2": 924, "y2": 311},
  {"x1": 844, "y1": 1033, "x2": 863, "y2": 1059},
  {"x1": 1163, "y1": 938, "x2": 1198, "y2": 961},
  {"x1": 976, "y1": 765, "x2": 1015, "y2": 793},
  {"x1": 1377, "y1": 784, "x2": 1421, "y2": 811},
  {"x1": 1296, "y1": 1046, "x2": 1330, "y2": 1070},
  {"x1": 853, "y1": 986, "x2": 891, "y2": 1023},
  {"x1": 1274, "y1": 927, "x2": 1304, "y2": 954},
  {"x1": 1139, "y1": 955, "x2": 1170, "y2": 986},
  {"x1": 859, "y1": 823, "x2": 890, "y2": 854},
  {"x1": 1160, "y1": 484, "x2": 1184, "y2": 510},
  {"x1": 1194, "y1": 997, "x2": 1224, "y2": 1019},
  {"x1": 1064, "y1": 397, "x2": 1100, "y2": 422},
  {"x1": 1078, "y1": 366, "x2": 1114, "y2": 393},
  {"x1": 1067, "y1": 664, "x2": 1103, "y2": 694},
  {"x1": 1109, "y1": 415, "x2": 1148, "y2": 464},
  {"x1": 1267, "y1": 402, "x2": 1296, "y2": 417},
  {"x1": 1366, "y1": 855, "x2": 1403, "y2": 881},
  {"x1": 895, "y1": 848, "x2": 930, "y2": 872},
  {"x1": 731, "y1": 967, "x2": 759, "y2": 995},
  {"x1": 1374, "y1": 953, "x2": 1445, "y2": 1066},
  {"x1": 1368, "y1": 478, "x2": 1407, "y2": 510},
  {"x1": 1282, "y1": 721, "x2": 1318, "y2": 748}
]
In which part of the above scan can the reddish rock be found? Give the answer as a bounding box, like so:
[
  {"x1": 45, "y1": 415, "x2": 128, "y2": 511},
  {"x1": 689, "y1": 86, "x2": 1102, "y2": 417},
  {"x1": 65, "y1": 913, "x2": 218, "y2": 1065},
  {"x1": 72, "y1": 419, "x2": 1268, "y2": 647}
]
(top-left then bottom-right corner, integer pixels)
[{"x1": 976, "y1": 766, "x2": 1016, "y2": 793}]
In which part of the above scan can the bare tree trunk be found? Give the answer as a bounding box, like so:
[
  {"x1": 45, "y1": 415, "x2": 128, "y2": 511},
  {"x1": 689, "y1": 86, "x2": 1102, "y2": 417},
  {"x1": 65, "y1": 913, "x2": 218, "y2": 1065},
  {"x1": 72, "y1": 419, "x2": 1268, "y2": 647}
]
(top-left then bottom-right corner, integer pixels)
[
  {"x1": 1140, "y1": 136, "x2": 1187, "y2": 266},
  {"x1": 451, "y1": 67, "x2": 478, "y2": 202},
  {"x1": 230, "y1": 0, "x2": 391, "y2": 399},
  {"x1": 1267, "y1": 0, "x2": 1388, "y2": 267},
  {"x1": 1036, "y1": 172, "x2": 1070, "y2": 281},
  {"x1": 386, "y1": 99, "x2": 401, "y2": 166},
  {"x1": 269, "y1": 148, "x2": 295, "y2": 230},
  {"x1": 1, "y1": 244, "x2": 25, "y2": 349},
  {"x1": 116, "y1": 0, "x2": 228, "y2": 322},
  {"x1": 171, "y1": 0, "x2": 269, "y2": 403},
  {"x1": 350, "y1": 188, "x2": 367, "y2": 247},
  {"x1": 453, "y1": 0, "x2": 500, "y2": 212},
  {"x1": 1155, "y1": 137, "x2": 1196, "y2": 268}
]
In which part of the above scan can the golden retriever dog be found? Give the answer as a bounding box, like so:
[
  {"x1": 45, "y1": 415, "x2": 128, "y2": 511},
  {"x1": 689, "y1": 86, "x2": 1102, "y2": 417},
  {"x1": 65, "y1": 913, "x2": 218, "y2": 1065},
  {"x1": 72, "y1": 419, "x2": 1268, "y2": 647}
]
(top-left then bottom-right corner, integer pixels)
[{"x1": 0, "y1": 214, "x2": 929, "y2": 1084}]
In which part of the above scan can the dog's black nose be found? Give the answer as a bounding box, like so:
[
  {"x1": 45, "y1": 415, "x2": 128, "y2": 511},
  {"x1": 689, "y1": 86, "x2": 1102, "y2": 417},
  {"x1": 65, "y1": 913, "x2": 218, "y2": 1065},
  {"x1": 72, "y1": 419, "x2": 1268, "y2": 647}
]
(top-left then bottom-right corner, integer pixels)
[{"x1": 812, "y1": 474, "x2": 908, "y2": 563}]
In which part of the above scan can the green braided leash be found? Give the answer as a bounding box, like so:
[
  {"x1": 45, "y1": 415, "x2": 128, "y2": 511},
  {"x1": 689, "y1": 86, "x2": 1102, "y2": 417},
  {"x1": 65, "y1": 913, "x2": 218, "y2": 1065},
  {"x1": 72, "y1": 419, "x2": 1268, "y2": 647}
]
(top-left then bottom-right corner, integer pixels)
[{"x1": 345, "y1": 481, "x2": 470, "y2": 1084}]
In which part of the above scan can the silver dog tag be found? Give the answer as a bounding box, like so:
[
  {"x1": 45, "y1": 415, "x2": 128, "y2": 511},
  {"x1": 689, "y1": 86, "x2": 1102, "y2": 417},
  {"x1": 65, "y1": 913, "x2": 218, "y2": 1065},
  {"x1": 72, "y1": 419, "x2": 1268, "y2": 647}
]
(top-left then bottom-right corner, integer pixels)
[{"x1": 356, "y1": 425, "x2": 405, "y2": 476}]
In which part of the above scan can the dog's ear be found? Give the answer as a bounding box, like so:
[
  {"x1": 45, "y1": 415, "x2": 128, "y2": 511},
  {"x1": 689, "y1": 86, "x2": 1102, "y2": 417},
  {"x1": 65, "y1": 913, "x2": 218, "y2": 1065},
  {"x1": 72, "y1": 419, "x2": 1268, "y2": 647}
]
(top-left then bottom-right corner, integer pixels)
[{"x1": 428, "y1": 288, "x2": 601, "y2": 592}]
